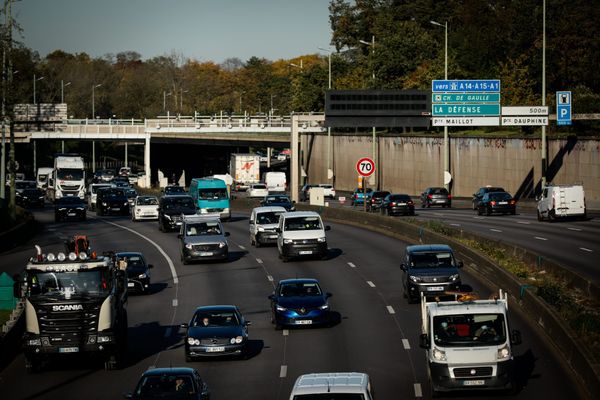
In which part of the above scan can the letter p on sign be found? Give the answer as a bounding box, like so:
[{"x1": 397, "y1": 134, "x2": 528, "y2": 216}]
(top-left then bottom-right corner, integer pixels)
[{"x1": 356, "y1": 157, "x2": 375, "y2": 177}]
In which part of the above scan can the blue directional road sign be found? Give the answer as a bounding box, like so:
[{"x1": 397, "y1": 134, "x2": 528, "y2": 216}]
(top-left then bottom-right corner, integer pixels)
[
  {"x1": 433, "y1": 103, "x2": 500, "y2": 116},
  {"x1": 556, "y1": 91, "x2": 572, "y2": 126},
  {"x1": 432, "y1": 80, "x2": 500, "y2": 93}
]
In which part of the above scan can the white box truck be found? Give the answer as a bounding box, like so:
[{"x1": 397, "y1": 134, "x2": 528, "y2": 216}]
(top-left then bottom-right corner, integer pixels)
[
  {"x1": 229, "y1": 153, "x2": 260, "y2": 191},
  {"x1": 48, "y1": 154, "x2": 86, "y2": 201},
  {"x1": 419, "y1": 290, "x2": 521, "y2": 395},
  {"x1": 537, "y1": 184, "x2": 586, "y2": 221}
]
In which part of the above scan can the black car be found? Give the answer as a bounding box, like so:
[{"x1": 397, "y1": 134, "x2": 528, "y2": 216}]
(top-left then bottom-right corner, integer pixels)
[
  {"x1": 477, "y1": 191, "x2": 517, "y2": 216},
  {"x1": 367, "y1": 190, "x2": 390, "y2": 211},
  {"x1": 158, "y1": 195, "x2": 197, "y2": 232},
  {"x1": 421, "y1": 187, "x2": 451, "y2": 208},
  {"x1": 124, "y1": 367, "x2": 209, "y2": 400},
  {"x1": 96, "y1": 187, "x2": 130, "y2": 216},
  {"x1": 299, "y1": 184, "x2": 317, "y2": 202},
  {"x1": 94, "y1": 169, "x2": 114, "y2": 183},
  {"x1": 16, "y1": 188, "x2": 45, "y2": 208},
  {"x1": 117, "y1": 252, "x2": 153, "y2": 294},
  {"x1": 163, "y1": 185, "x2": 187, "y2": 196},
  {"x1": 381, "y1": 194, "x2": 415, "y2": 216},
  {"x1": 400, "y1": 244, "x2": 463, "y2": 303},
  {"x1": 124, "y1": 188, "x2": 138, "y2": 206},
  {"x1": 54, "y1": 196, "x2": 87, "y2": 222},
  {"x1": 181, "y1": 305, "x2": 250, "y2": 360},
  {"x1": 260, "y1": 194, "x2": 295, "y2": 211},
  {"x1": 472, "y1": 186, "x2": 505, "y2": 210},
  {"x1": 111, "y1": 176, "x2": 131, "y2": 188},
  {"x1": 268, "y1": 278, "x2": 332, "y2": 329}
]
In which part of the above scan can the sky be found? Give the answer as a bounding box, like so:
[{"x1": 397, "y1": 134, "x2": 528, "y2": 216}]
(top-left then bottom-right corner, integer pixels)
[{"x1": 13, "y1": 0, "x2": 333, "y2": 63}]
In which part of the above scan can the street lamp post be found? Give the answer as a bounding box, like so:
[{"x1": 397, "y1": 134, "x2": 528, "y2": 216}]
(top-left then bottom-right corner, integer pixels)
[
  {"x1": 239, "y1": 91, "x2": 245, "y2": 114},
  {"x1": 360, "y1": 36, "x2": 377, "y2": 189},
  {"x1": 61, "y1": 80, "x2": 71, "y2": 103},
  {"x1": 92, "y1": 84, "x2": 102, "y2": 118},
  {"x1": 33, "y1": 74, "x2": 44, "y2": 104},
  {"x1": 163, "y1": 90, "x2": 172, "y2": 112},
  {"x1": 431, "y1": 20, "x2": 450, "y2": 191},
  {"x1": 319, "y1": 46, "x2": 334, "y2": 182},
  {"x1": 180, "y1": 88, "x2": 188, "y2": 112},
  {"x1": 541, "y1": 0, "x2": 547, "y2": 190}
]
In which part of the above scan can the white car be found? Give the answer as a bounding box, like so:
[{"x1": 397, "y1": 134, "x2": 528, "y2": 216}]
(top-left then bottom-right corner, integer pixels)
[
  {"x1": 131, "y1": 195, "x2": 159, "y2": 221},
  {"x1": 318, "y1": 184, "x2": 336, "y2": 199},
  {"x1": 247, "y1": 183, "x2": 269, "y2": 198}
]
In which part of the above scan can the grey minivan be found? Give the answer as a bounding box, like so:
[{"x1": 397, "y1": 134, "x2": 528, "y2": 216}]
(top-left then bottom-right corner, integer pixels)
[{"x1": 179, "y1": 215, "x2": 230, "y2": 264}]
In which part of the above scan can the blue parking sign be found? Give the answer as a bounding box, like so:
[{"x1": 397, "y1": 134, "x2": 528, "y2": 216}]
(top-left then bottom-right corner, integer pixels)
[{"x1": 556, "y1": 91, "x2": 572, "y2": 126}]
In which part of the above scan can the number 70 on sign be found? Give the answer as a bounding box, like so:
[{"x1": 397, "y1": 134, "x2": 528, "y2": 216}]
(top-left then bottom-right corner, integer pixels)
[{"x1": 356, "y1": 157, "x2": 376, "y2": 177}]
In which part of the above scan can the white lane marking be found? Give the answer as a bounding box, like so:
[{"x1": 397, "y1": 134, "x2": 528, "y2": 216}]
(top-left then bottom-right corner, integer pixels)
[
  {"x1": 58, "y1": 235, "x2": 67, "y2": 240},
  {"x1": 568, "y1": 227, "x2": 582, "y2": 231},
  {"x1": 282, "y1": 329, "x2": 289, "y2": 336},
  {"x1": 347, "y1": 262, "x2": 356, "y2": 268},
  {"x1": 580, "y1": 247, "x2": 593, "y2": 252},
  {"x1": 414, "y1": 383, "x2": 423, "y2": 397},
  {"x1": 386, "y1": 305, "x2": 396, "y2": 314},
  {"x1": 473, "y1": 216, "x2": 484, "y2": 220},
  {"x1": 434, "y1": 213, "x2": 443, "y2": 216},
  {"x1": 267, "y1": 275, "x2": 274, "y2": 282},
  {"x1": 101, "y1": 220, "x2": 179, "y2": 284},
  {"x1": 172, "y1": 299, "x2": 178, "y2": 307},
  {"x1": 402, "y1": 339, "x2": 411, "y2": 349},
  {"x1": 256, "y1": 258, "x2": 263, "y2": 264},
  {"x1": 366, "y1": 281, "x2": 376, "y2": 288},
  {"x1": 450, "y1": 223, "x2": 461, "y2": 227},
  {"x1": 279, "y1": 365, "x2": 287, "y2": 378},
  {"x1": 164, "y1": 327, "x2": 172, "y2": 338},
  {"x1": 238, "y1": 244, "x2": 246, "y2": 250},
  {"x1": 490, "y1": 228, "x2": 503, "y2": 232},
  {"x1": 47, "y1": 228, "x2": 56, "y2": 232},
  {"x1": 534, "y1": 236, "x2": 548, "y2": 241},
  {"x1": 517, "y1": 221, "x2": 531, "y2": 225}
]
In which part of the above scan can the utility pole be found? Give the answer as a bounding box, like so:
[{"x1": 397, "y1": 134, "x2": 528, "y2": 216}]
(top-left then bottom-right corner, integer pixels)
[{"x1": 4, "y1": 0, "x2": 16, "y2": 220}]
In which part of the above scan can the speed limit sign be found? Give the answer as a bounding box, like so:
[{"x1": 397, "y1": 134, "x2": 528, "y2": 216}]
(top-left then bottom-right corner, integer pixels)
[{"x1": 356, "y1": 157, "x2": 375, "y2": 177}]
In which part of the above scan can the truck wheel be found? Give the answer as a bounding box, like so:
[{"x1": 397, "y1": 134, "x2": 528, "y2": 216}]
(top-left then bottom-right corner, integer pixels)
[{"x1": 548, "y1": 209, "x2": 556, "y2": 222}]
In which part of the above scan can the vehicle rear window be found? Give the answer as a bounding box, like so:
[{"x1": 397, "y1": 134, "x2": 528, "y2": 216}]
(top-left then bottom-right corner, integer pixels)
[
  {"x1": 489, "y1": 192, "x2": 512, "y2": 201},
  {"x1": 253, "y1": 184, "x2": 267, "y2": 189},
  {"x1": 389, "y1": 194, "x2": 411, "y2": 201},
  {"x1": 432, "y1": 188, "x2": 448, "y2": 195}
]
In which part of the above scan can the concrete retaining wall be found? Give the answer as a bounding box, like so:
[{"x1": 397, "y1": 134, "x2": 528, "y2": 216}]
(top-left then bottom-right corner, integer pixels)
[{"x1": 302, "y1": 134, "x2": 600, "y2": 200}]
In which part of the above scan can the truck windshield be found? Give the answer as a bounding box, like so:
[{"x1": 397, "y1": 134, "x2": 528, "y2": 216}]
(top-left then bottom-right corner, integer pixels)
[
  {"x1": 198, "y1": 188, "x2": 228, "y2": 200},
  {"x1": 411, "y1": 252, "x2": 455, "y2": 268},
  {"x1": 257, "y1": 212, "x2": 282, "y2": 224},
  {"x1": 284, "y1": 216, "x2": 323, "y2": 231},
  {"x1": 27, "y1": 270, "x2": 111, "y2": 297},
  {"x1": 57, "y1": 168, "x2": 84, "y2": 180},
  {"x1": 433, "y1": 314, "x2": 507, "y2": 347}
]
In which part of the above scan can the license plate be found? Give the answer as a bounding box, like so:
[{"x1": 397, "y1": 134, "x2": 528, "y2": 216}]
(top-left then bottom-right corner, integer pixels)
[
  {"x1": 499, "y1": 201, "x2": 508, "y2": 205},
  {"x1": 427, "y1": 286, "x2": 444, "y2": 291},
  {"x1": 68, "y1": 212, "x2": 76, "y2": 216},
  {"x1": 111, "y1": 207, "x2": 121, "y2": 211},
  {"x1": 127, "y1": 282, "x2": 134, "y2": 287},
  {"x1": 295, "y1": 320, "x2": 313, "y2": 325},
  {"x1": 176, "y1": 222, "x2": 182, "y2": 225},
  {"x1": 206, "y1": 346, "x2": 225, "y2": 352},
  {"x1": 398, "y1": 202, "x2": 406, "y2": 206},
  {"x1": 299, "y1": 250, "x2": 313, "y2": 255},
  {"x1": 462, "y1": 380, "x2": 485, "y2": 386},
  {"x1": 269, "y1": 235, "x2": 278, "y2": 239},
  {"x1": 199, "y1": 252, "x2": 213, "y2": 256},
  {"x1": 59, "y1": 347, "x2": 79, "y2": 353}
]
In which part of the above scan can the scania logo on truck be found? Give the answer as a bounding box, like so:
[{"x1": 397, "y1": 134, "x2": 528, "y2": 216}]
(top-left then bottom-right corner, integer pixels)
[{"x1": 52, "y1": 304, "x2": 83, "y2": 311}]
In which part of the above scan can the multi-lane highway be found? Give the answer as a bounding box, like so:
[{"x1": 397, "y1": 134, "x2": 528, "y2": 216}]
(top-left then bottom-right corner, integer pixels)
[{"x1": 0, "y1": 207, "x2": 586, "y2": 399}]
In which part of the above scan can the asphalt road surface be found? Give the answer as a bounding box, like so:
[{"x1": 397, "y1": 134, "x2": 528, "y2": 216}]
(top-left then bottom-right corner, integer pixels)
[{"x1": 0, "y1": 207, "x2": 586, "y2": 399}]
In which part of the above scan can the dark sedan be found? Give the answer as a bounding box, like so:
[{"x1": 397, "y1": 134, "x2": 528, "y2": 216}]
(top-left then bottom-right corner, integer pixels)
[
  {"x1": 420, "y1": 187, "x2": 451, "y2": 208},
  {"x1": 117, "y1": 252, "x2": 153, "y2": 294},
  {"x1": 54, "y1": 196, "x2": 86, "y2": 222},
  {"x1": 16, "y1": 188, "x2": 45, "y2": 208},
  {"x1": 124, "y1": 367, "x2": 209, "y2": 400},
  {"x1": 477, "y1": 191, "x2": 517, "y2": 215},
  {"x1": 260, "y1": 194, "x2": 295, "y2": 211},
  {"x1": 96, "y1": 187, "x2": 130, "y2": 216},
  {"x1": 181, "y1": 305, "x2": 250, "y2": 360},
  {"x1": 269, "y1": 278, "x2": 332, "y2": 329},
  {"x1": 472, "y1": 186, "x2": 505, "y2": 210},
  {"x1": 367, "y1": 190, "x2": 390, "y2": 211},
  {"x1": 381, "y1": 194, "x2": 415, "y2": 216}
]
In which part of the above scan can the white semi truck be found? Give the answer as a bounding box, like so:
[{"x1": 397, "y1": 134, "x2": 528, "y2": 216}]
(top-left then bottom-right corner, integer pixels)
[
  {"x1": 48, "y1": 154, "x2": 86, "y2": 201},
  {"x1": 229, "y1": 153, "x2": 260, "y2": 191},
  {"x1": 419, "y1": 290, "x2": 521, "y2": 395}
]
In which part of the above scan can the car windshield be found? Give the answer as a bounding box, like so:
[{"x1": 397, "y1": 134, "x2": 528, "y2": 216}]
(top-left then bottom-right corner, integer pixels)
[
  {"x1": 192, "y1": 311, "x2": 239, "y2": 327},
  {"x1": 91, "y1": 185, "x2": 111, "y2": 194},
  {"x1": 431, "y1": 188, "x2": 448, "y2": 195},
  {"x1": 100, "y1": 188, "x2": 125, "y2": 198},
  {"x1": 284, "y1": 216, "x2": 322, "y2": 231},
  {"x1": 16, "y1": 181, "x2": 37, "y2": 189},
  {"x1": 410, "y1": 252, "x2": 455, "y2": 268},
  {"x1": 373, "y1": 191, "x2": 390, "y2": 198},
  {"x1": 198, "y1": 188, "x2": 228, "y2": 200},
  {"x1": 163, "y1": 197, "x2": 194, "y2": 209},
  {"x1": 165, "y1": 186, "x2": 186, "y2": 195},
  {"x1": 27, "y1": 270, "x2": 110, "y2": 297},
  {"x1": 138, "y1": 197, "x2": 158, "y2": 206},
  {"x1": 280, "y1": 282, "x2": 322, "y2": 297},
  {"x1": 136, "y1": 374, "x2": 196, "y2": 397},
  {"x1": 125, "y1": 189, "x2": 137, "y2": 197},
  {"x1": 120, "y1": 255, "x2": 146, "y2": 273},
  {"x1": 293, "y1": 395, "x2": 365, "y2": 400},
  {"x1": 257, "y1": 211, "x2": 282, "y2": 224},
  {"x1": 389, "y1": 195, "x2": 411, "y2": 202},
  {"x1": 57, "y1": 168, "x2": 83, "y2": 180},
  {"x1": 433, "y1": 314, "x2": 507, "y2": 347},
  {"x1": 488, "y1": 192, "x2": 512, "y2": 201},
  {"x1": 185, "y1": 221, "x2": 222, "y2": 236}
]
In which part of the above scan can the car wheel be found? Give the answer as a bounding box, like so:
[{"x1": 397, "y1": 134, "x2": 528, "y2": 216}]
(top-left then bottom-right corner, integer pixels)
[
  {"x1": 511, "y1": 210, "x2": 516, "y2": 215},
  {"x1": 181, "y1": 254, "x2": 189, "y2": 265},
  {"x1": 486, "y1": 207, "x2": 492, "y2": 216},
  {"x1": 426, "y1": 202, "x2": 431, "y2": 208},
  {"x1": 477, "y1": 207, "x2": 482, "y2": 216},
  {"x1": 185, "y1": 354, "x2": 192, "y2": 363},
  {"x1": 159, "y1": 220, "x2": 164, "y2": 232},
  {"x1": 537, "y1": 210, "x2": 543, "y2": 221},
  {"x1": 97, "y1": 208, "x2": 102, "y2": 216},
  {"x1": 54, "y1": 214, "x2": 60, "y2": 222},
  {"x1": 409, "y1": 210, "x2": 415, "y2": 216},
  {"x1": 82, "y1": 213, "x2": 87, "y2": 221}
]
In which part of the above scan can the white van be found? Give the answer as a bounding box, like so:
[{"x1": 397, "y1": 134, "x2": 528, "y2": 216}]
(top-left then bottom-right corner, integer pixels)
[
  {"x1": 277, "y1": 211, "x2": 330, "y2": 262},
  {"x1": 537, "y1": 184, "x2": 586, "y2": 221},
  {"x1": 264, "y1": 171, "x2": 286, "y2": 193},
  {"x1": 289, "y1": 373, "x2": 374, "y2": 400},
  {"x1": 249, "y1": 206, "x2": 287, "y2": 247}
]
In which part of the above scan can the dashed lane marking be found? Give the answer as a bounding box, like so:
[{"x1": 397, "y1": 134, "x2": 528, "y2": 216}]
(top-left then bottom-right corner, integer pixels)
[
  {"x1": 267, "y1": 275, "x2": 274, "y2": 282},
  {"x1": 568, "y1": 227, "x2": 582, "y2": 231},
  {"x1": 366, "y1": 281, "x2": 376, "y2": 288},
  {"x1": 283, "y1": 329, "x2": 289, "y2": 336},
  {"x1": 279, "y1": 365, "x2": 287, "y2": 378},
  {"x1": 172, "y1": 299, "x2": 178, "y2": 307},
  {"x1": 580, "y1": 247, "x2": 593, "y2": 252},
  {"x1": 256, "y1": 258, "x2": 263, "y2": 264},
  {"x1": 517, "y1": 221, "x2": 531, "y2": 225},
  {"x1": 450, "y1": 223, "x2": 461, "y2": 227},
  {"x1": 534, "y1": 236, "x2": 548, "y2": 241},
  {"x1": 386, "y1": 306, "x2": 396, "y2": 314},
  {"x1": 402, "y1": 339, "x2": 411, "y2": 349},
  {"x1": 238, "y1": 244, "x2": 246, "y2": 250},
  {"x1": 347, "y1": 262, "x2": 356, "y2": 268},
  {"x1": 490, "y1": 228, "x2": 503, "y2": 232},
  {"x1": 414, "y1": 383, "x2": 423, "y2": 397}
]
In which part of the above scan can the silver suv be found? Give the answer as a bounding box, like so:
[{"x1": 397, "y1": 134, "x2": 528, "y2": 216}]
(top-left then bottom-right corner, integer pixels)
[{"x1": 178, "y1": 215, "x2": 230, "y2": 264}]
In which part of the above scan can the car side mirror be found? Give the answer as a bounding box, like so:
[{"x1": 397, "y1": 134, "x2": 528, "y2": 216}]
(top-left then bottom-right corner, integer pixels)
[
  {"x1": 511, "y1": 329, "x2": 522, "y2": 345},
  {"x1": 148, "y1": 264, "x2": 154, "y2": 269},
  {"x1": 245, "y1": 321, "x2": 252, "y2": 326},
  {"x1": 180, "y1": 323, "x2": 189, "y2": 329},
  {"x1": 326, "y1": 292, "x2": 332, "y2": 298},
  {"x1": 292, "y1": 200, "x2": 296, "y2": 204},
  {"x1": 225, "y1": 232, "x2": 231, "y2": 237},
  {"x1": 157, "y1": 207, "x2": 161, "y2": 212},
  {"x1": 457, "y1": 261, "x2": 464, "y2": 268},
  {"x1": 268, "y1": 294, "x2": 275, "y2": 300},
  {"x1": 177, "y1": 234, "x2": 182, "y2": 239},
  {"x1": 419, "y1": 333, "x2": 430, "y2": 349},
  {"x1": 249, "y1": 220, "x2": 254, "y2": 225},
  {"x1": 325, "y1": 226, "x2": 331, "y2": 231},
  {"x1": 400, "y1": 263, "x2": 407, "y2": 271},
  {"x1": 535, "y1": 196, "x2": 540, "y2": 201}
]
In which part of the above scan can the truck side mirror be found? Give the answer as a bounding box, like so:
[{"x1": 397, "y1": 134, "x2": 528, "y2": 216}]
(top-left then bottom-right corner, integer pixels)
[
  {"x1": 400, "y1": 263, "x2": 407, "y2": 271},
  {"x1": 275, "y1": 227, "x2": 281, "y2": 233},
  {"x1": 511, "y1": 329, "x2": 522, "y2": 345},
  {"x1": 419, "y1": 333, "x2": 430, "y2": 349}
]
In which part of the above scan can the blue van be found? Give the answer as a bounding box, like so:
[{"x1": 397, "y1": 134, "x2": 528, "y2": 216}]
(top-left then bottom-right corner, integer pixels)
[{"x1": 189, "y1": 178, "x2": 231, "y2": 221}]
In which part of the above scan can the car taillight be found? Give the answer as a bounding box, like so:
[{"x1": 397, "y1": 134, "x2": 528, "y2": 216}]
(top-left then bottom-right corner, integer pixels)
[
  {"x1": 408, "y1": 201, "x2": 413, "y2": 205},
  {"x1": 427, "y1": 194, "x2": 433, "y2": 199},
  {"x1": 371, "y1": 198, "x2": 376, "y2": 203},
  {"x1": 510, "y1": 199, "x2": 516, "y2": 205},
  {"x1": 490, "y1": 201, "x2": 497, "y2": 206},
  {"x1": 448, "y1": 194, "x2": 452, "y2": 199},
  {"x1": 391, "y1": 202, "x2": 396, "y2": 206}
]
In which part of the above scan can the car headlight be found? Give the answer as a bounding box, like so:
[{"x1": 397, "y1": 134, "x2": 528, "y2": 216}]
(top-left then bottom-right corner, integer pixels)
[
  {"x1": 409, "y1": 275, "x2": 422, "y2": 283},
  {"x1": 235, "y1": 336, "x2": 243, "y2": 344},
  {"x1": 449, "y1": 274, "x2": 460, "y2": 282},
  {"x1": 76, "y1": 207, "x2": 85, "y2": 210},
  {"x1": 28, "y1": 338, "x2": 42, "y2": 346},
  {"x1": 432, "y1": 347, "x2": 446, "y2": 361},
  {"x1": 200, "y1": 208, "x2": 208, "y2": 214},
  {"x1": 138, "y1": 273, "x2": 147, "y2": 279},
  {"x1": 283, "y1": 239, "x2": 293, "y2": 244},
  {"x1": 317, "y1": 237, "x2": 326, "y2": 243},
  {"x1": 185, "y1": 243, "x2": 193, "y2": 250},
  {"x1": 257, "y1": 226, "x2": 265, "y2": 232},
  {"x1": 319, "y1": 303, "x2": 329, "y2": 310},
  {"x1": 97, "y1": 335, "x2": 112, "y2": 343},
  {"x1": 276, "y1": 305, "x2": 287, "y2": 312},
  {"x1": 102, "y1": 202, "x2": 107, "y2": 206},
  {"x1": 39, "y1": 196, "x2": 44, "y2": 200},
  {"x1": 124, "y1": 202, "x2": 129, "y2": 206},
  {"x1": 497, "y1": 344, "x2": 510, "y2": 360},
  {"x1": 218, "y1": 241, "x2": 227, "y2": 248},
  {"x1": 187, "y1": 337, "x2": 200, "y2": 345}
]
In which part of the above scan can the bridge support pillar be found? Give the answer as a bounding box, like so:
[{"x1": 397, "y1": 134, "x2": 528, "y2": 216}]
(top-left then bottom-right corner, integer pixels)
[
  {"x1": 125, "y1": 142, "x2": 128, "y2": 167},
  {"x1": 92, "y1": 141, "x2": 96, "y2": 173},
  {"x1": 291, "y1": 114, "x2": 324, "y2": 203},
  {"x1": 144, "y1": 132, "x2": 151, "y2": 188}
]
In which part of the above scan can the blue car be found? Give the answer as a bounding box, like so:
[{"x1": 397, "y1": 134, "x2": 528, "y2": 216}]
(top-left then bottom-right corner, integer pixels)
[
  {"x1": 259, "y1": 194, "x2": 295, "y2": 211},
  {"x1": 268, "y1": 279, "x2": 332, "y2": 329}
]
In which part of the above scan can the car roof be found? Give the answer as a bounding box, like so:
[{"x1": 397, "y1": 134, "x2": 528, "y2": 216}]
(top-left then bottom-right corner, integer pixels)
[
  {"x1": 183, "y1": 215, "x2": 221, "y2": 223},
  {"x1": 280, "y1": 211, "x2": 320, "y2": 219},
  {"x1": 142, "y1": 367, "x2": 197, "y2": 377},
  {"x1": 115, "y1": 252, "x2": 144, "y2": 258},
  {"x1": 253, "y1": 206, "x2": 287, "y2": 213},
  {"x1": 292, "y1": 373, "x2": 369, "y2": 395},
  {"x1": 194, "y1": 305, "x2": 238, "y2": 313},
  {"x1": 162, "y1": 194, "x2": 192, "y2": 199},
  {"x1": 279, "y1": 278, "x2": 319, "y2": 285},
  {"x1": 406, "y1": 244, "x2": 453, "y2": 253}
]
